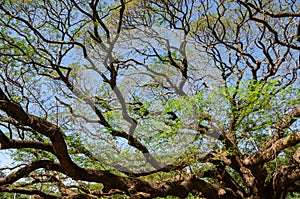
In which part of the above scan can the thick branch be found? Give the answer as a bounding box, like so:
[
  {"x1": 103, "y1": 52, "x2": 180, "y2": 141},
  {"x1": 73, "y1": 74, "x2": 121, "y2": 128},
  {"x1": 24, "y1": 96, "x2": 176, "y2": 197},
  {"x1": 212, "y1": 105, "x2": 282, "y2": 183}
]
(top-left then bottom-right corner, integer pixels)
[
  {"x1": 265, "y1": 105, "x2": 300, "y2": 148},
  {"x1": 0, "y1": 186, "x2": 58, "y2": 199},
  {"x1": 243, "y1": 132, "x2": 300, "y2": 166},
  {"x1": 0, "y1": 88, "x2": 82, "y2": 175},
  {"x1": 0, "y1": 160, "x2": 63, "y2": 186},
  {"x1": 0, "y1": 129, "x2": 55, "y2": 154}
]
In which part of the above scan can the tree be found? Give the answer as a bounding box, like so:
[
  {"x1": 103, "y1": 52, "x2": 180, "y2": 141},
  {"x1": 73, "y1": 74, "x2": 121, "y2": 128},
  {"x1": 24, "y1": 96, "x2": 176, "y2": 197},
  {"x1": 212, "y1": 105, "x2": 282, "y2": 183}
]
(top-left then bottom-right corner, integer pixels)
[{"x1": 0, "y1": 0, "x2": 300, "y2": 198}]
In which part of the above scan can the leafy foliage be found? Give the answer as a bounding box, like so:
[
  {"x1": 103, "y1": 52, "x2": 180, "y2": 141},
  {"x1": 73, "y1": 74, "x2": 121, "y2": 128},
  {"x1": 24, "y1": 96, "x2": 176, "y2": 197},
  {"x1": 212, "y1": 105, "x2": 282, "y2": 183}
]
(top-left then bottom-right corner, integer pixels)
[{"x1": 0, "y1": 0, "x2": 299, "y2": 199}]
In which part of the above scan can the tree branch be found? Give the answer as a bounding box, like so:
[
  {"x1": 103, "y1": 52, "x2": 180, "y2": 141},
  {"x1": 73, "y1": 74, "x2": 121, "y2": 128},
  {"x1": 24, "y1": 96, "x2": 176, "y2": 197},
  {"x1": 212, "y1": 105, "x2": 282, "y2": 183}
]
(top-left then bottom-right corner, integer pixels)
[
  {"x1": 244, "y1": 132, "x2": 300, "y2": 166},
  {"x1": 0, "y1": 160, "x2": 63, "y2": 186},
  {"x1": 0, "y1": 129, "x2": 55, "y2": 154}
]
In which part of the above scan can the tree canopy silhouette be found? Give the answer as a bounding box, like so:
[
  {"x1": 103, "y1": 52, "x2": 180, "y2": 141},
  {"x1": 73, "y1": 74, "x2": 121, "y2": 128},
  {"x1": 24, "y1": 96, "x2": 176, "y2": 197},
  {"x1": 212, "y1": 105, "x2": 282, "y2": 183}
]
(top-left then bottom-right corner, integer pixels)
[{"x1": 0, "y1": 0, "x2": 300, "y2": 198}]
